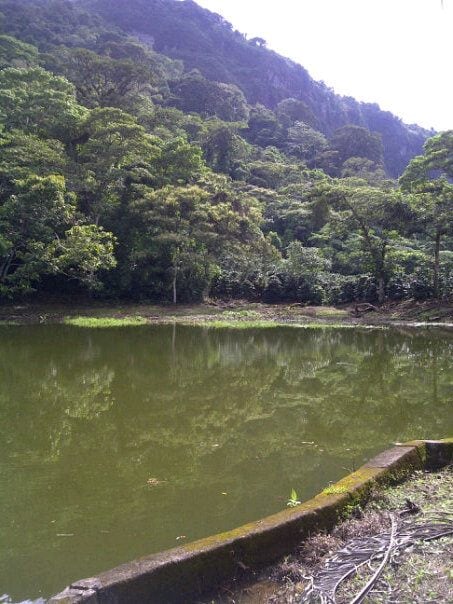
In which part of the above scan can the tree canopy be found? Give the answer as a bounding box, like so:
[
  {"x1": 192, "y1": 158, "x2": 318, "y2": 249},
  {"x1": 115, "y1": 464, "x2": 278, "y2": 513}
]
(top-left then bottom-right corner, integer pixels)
[{"x1": 0, "y1": 0, "x2": 450, "y2": 305}]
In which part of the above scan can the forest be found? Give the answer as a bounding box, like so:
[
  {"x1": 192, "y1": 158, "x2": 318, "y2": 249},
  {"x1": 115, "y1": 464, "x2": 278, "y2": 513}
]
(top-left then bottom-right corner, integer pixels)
[{"x1": 0, "y1": 0, "x2": 452, "y2": 305}]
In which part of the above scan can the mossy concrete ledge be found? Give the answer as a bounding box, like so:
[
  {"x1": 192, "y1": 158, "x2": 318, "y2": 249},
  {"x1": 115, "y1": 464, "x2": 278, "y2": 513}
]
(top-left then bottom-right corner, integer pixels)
[{"x1": 48, "y1": 438, "x2": 452, "y2": 604}]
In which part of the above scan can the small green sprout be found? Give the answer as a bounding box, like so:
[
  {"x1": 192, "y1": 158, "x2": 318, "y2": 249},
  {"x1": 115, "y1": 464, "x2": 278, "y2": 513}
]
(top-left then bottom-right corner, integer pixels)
[{"x1": 287, "y1": 488, "x2": 301, "y2": 507}]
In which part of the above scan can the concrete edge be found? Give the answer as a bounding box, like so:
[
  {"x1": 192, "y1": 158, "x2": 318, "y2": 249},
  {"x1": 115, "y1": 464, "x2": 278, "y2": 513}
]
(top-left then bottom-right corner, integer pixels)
[{"x1": 48, "y1": 438, "x2": 452, "y2": 604}]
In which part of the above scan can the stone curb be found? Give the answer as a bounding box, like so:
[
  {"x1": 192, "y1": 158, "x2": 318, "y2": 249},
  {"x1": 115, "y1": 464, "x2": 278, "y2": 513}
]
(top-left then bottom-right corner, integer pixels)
[{"x1": 49, "y1": 438, "x2": 452, "y2": 604}]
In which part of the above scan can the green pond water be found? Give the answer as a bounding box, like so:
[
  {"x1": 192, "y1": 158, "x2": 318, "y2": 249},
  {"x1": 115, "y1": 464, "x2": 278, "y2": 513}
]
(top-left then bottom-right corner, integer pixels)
[{"x1": 0, "y1": 324, "x2": 452, "y2": 601}]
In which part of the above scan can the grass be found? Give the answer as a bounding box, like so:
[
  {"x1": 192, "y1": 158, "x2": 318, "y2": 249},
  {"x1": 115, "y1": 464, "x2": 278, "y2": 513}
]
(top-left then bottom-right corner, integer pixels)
[
  {"x1": 178, "y1": 319, "x2": 387, "y2": 330},
  {"x1": 30, "y1": 313, "x2": 391, "y2": 331},
  {"x1": 315, "y1": 308, "x2": 350, "y2": 318},
  {"x1": 3, "y1": 300, "x2": 451, "y2": 327},
  {"x1": 64, "y1": 316, "x2": 148, "y2": 328},
  {"x1": 186, "y1": 319, "x2": 283, "y2": 329},
  {"x1": 334, "y1": 468, "x2": 453, "y2": 603},
  {"x1": 220, "y1": 309, "x2": 262, "y2": 319},
  {"x1": 0, "y1": 302, "x2": 398, "y2": 330},
  {"x1": 370, "y1": 467, "x2": 453, "y2": 515}
]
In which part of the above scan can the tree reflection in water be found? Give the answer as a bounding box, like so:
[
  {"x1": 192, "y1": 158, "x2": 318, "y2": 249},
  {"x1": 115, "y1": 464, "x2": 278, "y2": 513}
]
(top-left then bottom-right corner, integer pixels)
[{"x1": 0, "y1": 324, "x2": 451, "y2": 600}]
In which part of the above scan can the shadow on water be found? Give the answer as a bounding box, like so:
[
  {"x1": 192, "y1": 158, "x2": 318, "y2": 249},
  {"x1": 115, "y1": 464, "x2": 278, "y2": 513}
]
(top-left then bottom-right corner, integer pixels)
[{"x1": 0, "y1": 325, "x2": 452, "y2": 600}]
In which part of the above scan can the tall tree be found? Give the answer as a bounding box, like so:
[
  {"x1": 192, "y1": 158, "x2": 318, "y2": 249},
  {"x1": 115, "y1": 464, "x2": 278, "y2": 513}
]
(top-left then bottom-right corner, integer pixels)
[
  {"x1": 331, "y1": 125, "x2": 384, "y2": 166},
  {"x1": 285, "y1": 121, "x2": 328, "y2": 164},
  {"x1": 0, "y1": 175, "x2": 75, "y2": 295},
  {"x1": 400, "y1": 131, "x2": 453, "y2": 297},
  {"x1": 47, "y1": 224, "x2": 117, "y2": 291},
  {"x1": 75, "y1": 107, "x2": 161, "y2": 225},
  {"x1": 45, "y1": 47, "x2": 154, "y2": 109},
  {"x1": 0, "y1": 34, "x2": 38, "y2": 68},
  {"x1": 128, "y1": 180, "x2": 263, "y2": 303},
  {"x1": 0, "y1": 67, "x2": 87, "y2": 141},
  {"x1": 321, "y1": 181, "x2": 412, "y2": 303}
]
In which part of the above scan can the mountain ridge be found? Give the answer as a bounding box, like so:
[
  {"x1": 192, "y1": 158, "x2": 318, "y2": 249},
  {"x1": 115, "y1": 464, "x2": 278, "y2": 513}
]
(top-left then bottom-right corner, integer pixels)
[
  {"x1": 1, "y1": 0, "x2": 450, "y2": 306},
  {"x1": 82, "y1": 0, "x2": 434, "y2": 176}
]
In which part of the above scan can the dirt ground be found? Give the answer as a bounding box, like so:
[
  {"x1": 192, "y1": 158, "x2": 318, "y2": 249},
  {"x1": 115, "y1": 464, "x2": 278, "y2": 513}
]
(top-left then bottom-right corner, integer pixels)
[
  {"x1": 0, "y1": 297, "x2": 452, "y2": 326},
  {"x1": 204, "y1": 467, "x2": 453, "y2": 604}
]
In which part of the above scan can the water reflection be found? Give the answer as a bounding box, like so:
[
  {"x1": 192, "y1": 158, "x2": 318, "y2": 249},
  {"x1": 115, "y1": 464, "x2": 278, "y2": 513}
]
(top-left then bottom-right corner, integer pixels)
[{"x1": 0, "y1": 325, "x2": 451, "y2": 599}]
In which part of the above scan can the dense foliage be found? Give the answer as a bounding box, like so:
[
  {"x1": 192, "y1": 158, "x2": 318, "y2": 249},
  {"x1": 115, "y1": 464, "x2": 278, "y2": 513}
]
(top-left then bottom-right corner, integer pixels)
[
  {"x1": 0, "y1": 0, "x2": 451, "y2": 304},
  {"x1": 85, "y1": 0, "x2": 433, "y2": 177}
]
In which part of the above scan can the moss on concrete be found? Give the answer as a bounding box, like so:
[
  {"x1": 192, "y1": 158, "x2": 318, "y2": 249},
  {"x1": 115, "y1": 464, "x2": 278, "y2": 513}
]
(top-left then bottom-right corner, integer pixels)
[{"x1": 322, "y1": 486, "x2": 349, "y2": 495}]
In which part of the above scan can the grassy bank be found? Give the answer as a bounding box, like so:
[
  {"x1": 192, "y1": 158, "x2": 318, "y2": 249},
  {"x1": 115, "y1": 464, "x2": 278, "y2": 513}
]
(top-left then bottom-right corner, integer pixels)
[
  {"x1": 0, "y1": 299, "x2": 452, "y2": 328},
  {"x1": 64, "y1": 316, "x2": 148, "y2": 328}
]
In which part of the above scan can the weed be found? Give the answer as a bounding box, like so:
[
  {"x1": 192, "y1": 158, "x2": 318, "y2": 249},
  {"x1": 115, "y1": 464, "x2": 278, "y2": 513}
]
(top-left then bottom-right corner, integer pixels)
[{"x1": 287, "y1": 488, "x2": 301, "y2": 507}]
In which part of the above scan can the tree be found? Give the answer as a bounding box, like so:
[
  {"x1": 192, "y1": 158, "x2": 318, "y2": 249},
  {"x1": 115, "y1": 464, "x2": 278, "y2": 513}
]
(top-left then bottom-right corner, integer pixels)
[
  {"x1": 0, "y1": 174, "x2": 118, "y2": 297},
  {"x1": 245, "y1": 104, "x2": 283, "y2": 148},
  {"x1": 285, "y1": 121, "x2": 328, "y2": 163},
  {"x1": 400, "y1": 131, "x2": 453, "y2": 297},
  {"x1": 0, "y1": 0, "x2": 447, "y2": 306},
  {"x1": 47, "y1": 224, "x2": 117, "y2": 291},
  {"x1": 142, "y1": 106, "x2": 206, "y2": 142},
  {"x1": 321, "y1": 181, "x2": 413, "y2": 303},
  {"x1": 276, "y1": 98, "x2": 317, "y2": 129},
  {"x1": 341, "y1": 157, "x2": 388, "y2": 186},
  {"x1": 0, "y1": 35, "x2": 38, "y2": 69},
  {"x1": 265, "y1": 194, "x2": 318, "y2": 246},
  {"x1": 76, "y1": 108, "x2": 206, "y2": 226},
  {"x1": 202, "y1": 121, "x2": 249, "y2": 175},
  {"x1": 75, "y1": 107, "x2": 161, "y2": 224},
  {"x1": 285, "y1": 241, "x2": 331, "y2": 300},
  {"x1": 246, "y1": 157, "x2": 298, "y2": 189},
  {"x1": 207, "y1": 82, "x2": 249, "y2": 122},
  {"x1": 0, "y1": 130, "x2": 68, "y2": 190},
  {"x1": 0, "y1": 67, "x2": 87, "y2": 141},
  {"x1": 129, "y1": 185, "x2": 217, "y2": 303},
  {"x1": 169, "y1": 70, "x2": 214, "y2": 116},
  {"x1": 331, "y1": 125, "x2": 384, "y2": 166},
  {"x1": 45, "y1": 47, "x2": 154, "y2": 109},
  {"x1": 169, "y1": 71, "x2": 249, "y2": 122},
  {"x1": 154, "y1": 136, "x2": 205, "y2": 187},
  {"x1": 249, "y1": 37, "x2": 266, "y2": 48},
  {"x1": 128, "y1": 180, "x2": 263, "y2": 303},
  {"x1": 0, "y1": 175, "x2": 75, "y2": 296},
  {"x1": 423, "y1": 130, "x2": 453, "y2": 174}
]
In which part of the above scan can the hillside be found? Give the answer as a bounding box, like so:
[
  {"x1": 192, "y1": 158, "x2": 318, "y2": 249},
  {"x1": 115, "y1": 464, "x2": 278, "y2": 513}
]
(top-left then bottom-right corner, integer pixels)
[
  {"x1": 0, "y1": 0, "x2": 451, "y2": 306},
  {"x1": 83, "y1": 0, "x2": 433, "y2": 177}
]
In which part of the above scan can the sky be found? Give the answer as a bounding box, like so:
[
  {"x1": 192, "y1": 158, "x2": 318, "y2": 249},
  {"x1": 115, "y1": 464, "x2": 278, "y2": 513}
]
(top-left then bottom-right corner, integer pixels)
[{"x1": 195, "y1": 0, "x2": 453, "y2": 131}]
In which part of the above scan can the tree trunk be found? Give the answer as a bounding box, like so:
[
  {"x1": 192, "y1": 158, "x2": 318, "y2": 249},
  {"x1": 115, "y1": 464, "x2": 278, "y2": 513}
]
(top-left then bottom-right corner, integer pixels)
[
  {"x1": 376, "y1": 244, "x2": 387, "y2": 305},
  {"x1": 0, "y1": 251, "x2": 14, "y2": 281},
  {"x1": 433, "y1": 229, "x2": 441, "y2": 298},
  {"x1": 172, "y1": 269, "x2": 177, "y2": 305},
  {"x1": 377, "y1": 273, "x2": 385, "y2": 305}
]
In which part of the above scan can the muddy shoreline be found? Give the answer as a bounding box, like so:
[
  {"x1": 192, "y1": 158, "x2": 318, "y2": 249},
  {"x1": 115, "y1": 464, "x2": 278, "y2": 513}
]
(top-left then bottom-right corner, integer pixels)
[{"x1": 1, "y1": 299, "x2": 452, "y2": 328}]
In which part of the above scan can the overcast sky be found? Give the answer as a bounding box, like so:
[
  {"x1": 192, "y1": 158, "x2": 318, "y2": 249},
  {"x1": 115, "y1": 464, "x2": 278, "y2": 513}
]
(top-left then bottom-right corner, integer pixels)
[{"x1": 195, "y1": 0, "x2": 453, "y2": 131}]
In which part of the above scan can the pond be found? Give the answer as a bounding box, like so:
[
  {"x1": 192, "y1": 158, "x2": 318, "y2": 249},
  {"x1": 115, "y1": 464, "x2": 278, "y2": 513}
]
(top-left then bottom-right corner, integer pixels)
[{"x1": 0, "y1": 324, "x2": 452, "y2": 601}]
